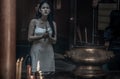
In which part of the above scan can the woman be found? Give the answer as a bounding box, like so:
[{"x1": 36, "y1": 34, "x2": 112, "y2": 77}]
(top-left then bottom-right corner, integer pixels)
[{"x1": 28, "y1": 1, "x2": 57, "y2": 74}]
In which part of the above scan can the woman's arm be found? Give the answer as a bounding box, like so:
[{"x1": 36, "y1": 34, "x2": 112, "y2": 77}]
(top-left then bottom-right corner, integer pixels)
[
  {"x1": 28, "y1": 19, "x2": 44, "y2": 42},
  {"x1": 49, "y1": 21, "x2": 57, "y2": 44}
]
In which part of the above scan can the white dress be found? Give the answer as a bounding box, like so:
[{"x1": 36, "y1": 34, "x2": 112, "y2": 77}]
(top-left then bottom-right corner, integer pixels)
[{"x1": 30, "y1": 26, "x2": 55, "y2": 73}]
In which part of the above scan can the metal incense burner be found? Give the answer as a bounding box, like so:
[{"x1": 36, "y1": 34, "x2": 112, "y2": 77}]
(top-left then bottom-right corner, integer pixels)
[{"x1": 66, "y1": 46, "x2": 114, "y2": 78}]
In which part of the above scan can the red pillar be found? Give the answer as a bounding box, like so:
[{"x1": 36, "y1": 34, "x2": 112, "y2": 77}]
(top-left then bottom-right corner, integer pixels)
[{"x1": 0, "y1": 0, "x2": 16, "y2": 79}]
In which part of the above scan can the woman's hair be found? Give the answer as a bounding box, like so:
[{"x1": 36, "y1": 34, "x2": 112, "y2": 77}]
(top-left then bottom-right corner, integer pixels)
[{"x1": 35, "y1": 0, "x2": 55, "y2": 37}]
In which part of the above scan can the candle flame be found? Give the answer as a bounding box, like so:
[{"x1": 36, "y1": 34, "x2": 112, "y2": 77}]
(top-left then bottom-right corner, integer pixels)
[
  {"x1": 37, "y1": 61, "x2": 40, "y2": 71},
  {"x1": 20, "y1": 57, "x2": 24, "y2": 62},
  {"x1": 17, "y1": 59, "x2": 20, "y2": 63}
]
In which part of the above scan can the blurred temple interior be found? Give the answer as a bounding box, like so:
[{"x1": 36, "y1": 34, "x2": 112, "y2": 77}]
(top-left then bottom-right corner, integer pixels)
[{"x1": 0, "y1": 0, "x2": 120, "y2": 79}]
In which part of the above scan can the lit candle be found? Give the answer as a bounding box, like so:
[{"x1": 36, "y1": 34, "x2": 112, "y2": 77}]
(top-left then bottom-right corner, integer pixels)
[
  {"x1": 16, "y1": 59, "x2": 20, "y2": 79},
  {"x1": 36, "y1": 61, "x2": 40, "y2": 71},
  {"x1": 18, "y1": 57, "x2": 23, "y2": 79},
  {"x1": 36, "y1": 61, "x2": 43, "y2": 79}
]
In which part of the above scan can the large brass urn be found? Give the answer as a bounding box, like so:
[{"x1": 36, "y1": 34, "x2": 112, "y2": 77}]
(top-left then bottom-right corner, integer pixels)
[{"x1": 66, "y1": 46, "x2": 114, "y2": 78}]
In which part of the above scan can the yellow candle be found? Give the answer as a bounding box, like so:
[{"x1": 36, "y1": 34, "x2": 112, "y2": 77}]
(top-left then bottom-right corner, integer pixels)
[
  {"x1": 18, "y1": 57, "x2": 23, "y2": 79},
  {"x1": 16, "y1": 59, "x2": 20, "y2": 79}
]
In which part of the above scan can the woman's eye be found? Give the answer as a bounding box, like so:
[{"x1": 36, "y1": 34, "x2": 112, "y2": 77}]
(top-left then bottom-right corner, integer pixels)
[
  {"x1": 42, "y1": 7, "x2": 45, "y2": 9},
  {"x1": 46, "y1": 7, "x2": 49, "y2": 9}
]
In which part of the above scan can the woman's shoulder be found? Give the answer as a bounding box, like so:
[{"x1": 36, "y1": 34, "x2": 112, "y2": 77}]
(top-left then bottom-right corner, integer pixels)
[
  {"x1": 29, "y1": 19, "x2": 39, "y2": 27},
  {"x1": 30, "y1": 18, "x2": 38, "y2": 23}
]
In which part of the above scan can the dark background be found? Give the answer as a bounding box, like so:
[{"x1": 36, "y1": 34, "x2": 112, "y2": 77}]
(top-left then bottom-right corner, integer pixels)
[{"x1": 16, "y1": 0, "x2": 120, "y2": 72}]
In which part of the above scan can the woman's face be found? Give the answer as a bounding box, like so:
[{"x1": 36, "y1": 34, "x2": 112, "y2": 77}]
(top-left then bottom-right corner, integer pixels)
[{"x1": 39, "y1": 3, "x2": 50, "y2": 16}]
